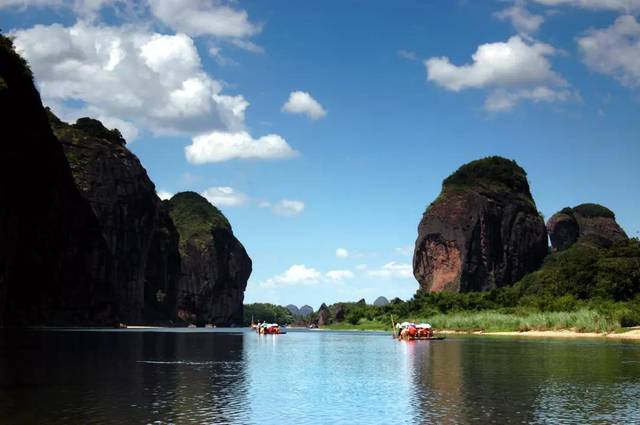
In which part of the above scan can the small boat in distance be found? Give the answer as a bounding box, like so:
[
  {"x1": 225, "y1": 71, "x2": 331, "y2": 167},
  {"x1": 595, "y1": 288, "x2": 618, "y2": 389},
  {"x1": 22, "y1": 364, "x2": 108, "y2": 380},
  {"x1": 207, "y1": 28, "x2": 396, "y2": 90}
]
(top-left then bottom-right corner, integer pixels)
[
  {"x1": 256, "y1": 322, "x2": 285, "y2": 335},
  {"x1": 393, "y1": 320, "x2": 445, "y2": 341}
]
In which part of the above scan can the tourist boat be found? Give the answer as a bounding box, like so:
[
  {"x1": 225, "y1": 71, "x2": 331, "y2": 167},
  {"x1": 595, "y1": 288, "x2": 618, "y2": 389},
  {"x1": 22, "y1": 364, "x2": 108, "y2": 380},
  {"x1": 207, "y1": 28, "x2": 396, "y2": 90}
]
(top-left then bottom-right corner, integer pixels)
[
  {"x1": 393, "y1": 321, "x2": 445, "y2": 341},
  {"x1": 256, "y1": 323, "x2": 285, "y2": 335}
]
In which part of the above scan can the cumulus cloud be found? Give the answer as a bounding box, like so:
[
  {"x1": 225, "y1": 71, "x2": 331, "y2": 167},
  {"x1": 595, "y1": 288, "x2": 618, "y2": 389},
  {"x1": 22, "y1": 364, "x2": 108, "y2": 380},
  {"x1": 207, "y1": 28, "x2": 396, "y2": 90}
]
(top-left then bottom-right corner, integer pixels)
[
  {"x1": 336, "y1": 248, "x2": 349, "y2": 258},
  {"x1": 260, "y1": 265, "x2": 355, "y2": 289},
  {"x1": 148, "y1": 0, "x2": 260, "y2": 38},
  {"x1": 260, "y1": 265, "x2": 322, "y2": 289},
  {"x1": 282, "y1": 91, "x2": 327, "y2": 120},
  {"x1": 156, "y1": 190, "x2": 174, "y2": 200},
  {"x1": 531, "y1": 0, "x2": 640, "y2": 13},
  {"x1": 201, "y1": 186, "x2": 248, "y2": 207},
  {"x1": 367, "y1": 262, "x2": 413, "y2": 279},
  {"x1": 494, "y1": 1, "x2": 545, "y2": 35},
  {"x1": 577, "y1": 15, "x2": 640, "y2": 88},
  {"x1": 185, "y1": 131, "x2": 297, "y2": 163},
  {"x1": 11, "y1": 23, "x2": 250, "y2": 139},
  {"x1": 425, "y1": 35, "x2": 571, "y2": 111}
]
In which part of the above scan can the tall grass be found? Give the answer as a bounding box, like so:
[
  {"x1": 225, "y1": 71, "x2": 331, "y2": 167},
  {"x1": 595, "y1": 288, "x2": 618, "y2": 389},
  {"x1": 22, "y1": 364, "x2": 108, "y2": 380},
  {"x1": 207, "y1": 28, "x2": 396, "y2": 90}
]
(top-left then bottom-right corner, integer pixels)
[{"x1": 417, "y1": 309, "x2": 619, "y2": 333}]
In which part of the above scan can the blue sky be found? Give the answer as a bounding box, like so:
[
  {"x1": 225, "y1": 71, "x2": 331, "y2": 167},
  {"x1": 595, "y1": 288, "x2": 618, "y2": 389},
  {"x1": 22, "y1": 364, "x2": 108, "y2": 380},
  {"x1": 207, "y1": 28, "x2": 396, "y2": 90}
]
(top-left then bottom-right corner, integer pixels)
[{"x1": 2, "y1": 0, "x2": 639, "y2": 309}]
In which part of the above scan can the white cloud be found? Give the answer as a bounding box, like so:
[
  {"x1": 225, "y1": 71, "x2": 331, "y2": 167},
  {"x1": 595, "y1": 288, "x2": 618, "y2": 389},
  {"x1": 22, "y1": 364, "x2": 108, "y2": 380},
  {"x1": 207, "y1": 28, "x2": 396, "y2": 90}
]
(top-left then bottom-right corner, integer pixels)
[
  {"x1": 271, "y1": 199, "x2": 305, "y2": 216},
  {"x1": 201, "y1": 186, "x2": 248, "y2": 207},
  {"x1": 156, "y1": 190, "x2": 174, "y2": 200},
  {"x1": 0, "y1": 0, "x2": 117, "y2": 20},
  {"x1": 425, "y1": 36, "x2": 562, "y2": 91},
  {"x1": 282, "y1": 91, "x2": 327, "y2": 120},
  {"x1": 260, "y1": 265, "x2": 322, "y2": 289},
  {"x1": 325, "y1": 270, "x2": 355, "y2": 281},
  {"x1": 367, "y1": 262, "x2": 413, "y2": 279},
  {"x1": 11, "y1": 22, "x2": 250, "y2": 139},
  {"x1": 531, "y1": 0, "x2": 640, "y2": 13},
  {"x1": 207, "y1": 45, "x2": 238, "y2": 66},
  {"x1": 577, "y1": 15, "x2": 640, "y2": 88},
  {"x1": 148, "y1": 0, "x2": 260, "y2": 38},
  {"x1": 259, "y1": 199, "x2": 305, "y2": 216},
  {"x1": 425, "y1": 35, "x2": 571, "y2": 111},
  {"x1": 230, "y1": 39, "x2": 265, "y2": 54},
  {"x1": 484, "y1": 86, "x2": 573, "y2": 111},
  {"x1": 260, "y1": 265, "x2": 356, "y2": 289},
  {"x1": 336, "y1": 248, "x2": 349, "y2": 258},
  {"x1": 185, "y1": 131, "x2": 297, "y2": 163},
  {"x1": 398, "y1": 49, "x2": 418, "y2": 60},
  {"x1": 494, "y1": 1, "x2": 545, "y2": 35}
]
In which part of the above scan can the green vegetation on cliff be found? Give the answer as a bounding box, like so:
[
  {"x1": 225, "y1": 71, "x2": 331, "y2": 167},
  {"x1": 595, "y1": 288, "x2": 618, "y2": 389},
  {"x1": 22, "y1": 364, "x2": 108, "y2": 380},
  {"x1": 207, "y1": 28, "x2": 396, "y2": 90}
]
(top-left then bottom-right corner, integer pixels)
[
  {"x1": 561, "y1": 203, "x2": 616, "y2": 219},
  {"x1": 168, "y1": 192, "x2": 230, "y2": 253},
  {"x1": 428, "y1": 156, "x2": 537, "y2": 213},
  {"x1": 443, "y1": 156, "x2": 531, "y2": 196}
]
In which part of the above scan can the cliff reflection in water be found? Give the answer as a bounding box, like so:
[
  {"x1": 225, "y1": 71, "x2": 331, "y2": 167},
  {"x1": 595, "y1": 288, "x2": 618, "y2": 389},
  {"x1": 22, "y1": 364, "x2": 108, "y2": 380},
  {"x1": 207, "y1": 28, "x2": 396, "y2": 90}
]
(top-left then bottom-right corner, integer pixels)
[{"x1": 0, "y1": 329, "x2": 249, "y2": 424}]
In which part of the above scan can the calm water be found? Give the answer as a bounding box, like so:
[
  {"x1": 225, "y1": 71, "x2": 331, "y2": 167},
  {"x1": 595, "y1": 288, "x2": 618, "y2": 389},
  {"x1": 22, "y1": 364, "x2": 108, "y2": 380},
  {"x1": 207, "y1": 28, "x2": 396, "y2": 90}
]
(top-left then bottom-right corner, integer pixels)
[{"x1": 1, "y1": 329, "x2": 639, "y2": 424}]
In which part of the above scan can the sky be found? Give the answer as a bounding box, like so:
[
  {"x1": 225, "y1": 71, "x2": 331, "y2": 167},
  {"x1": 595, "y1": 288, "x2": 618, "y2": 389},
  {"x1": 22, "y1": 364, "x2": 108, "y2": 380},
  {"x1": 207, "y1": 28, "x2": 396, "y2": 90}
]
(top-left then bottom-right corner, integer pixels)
[{"x1": 2, "y1": 0, "x2": 639, "y2": 309}]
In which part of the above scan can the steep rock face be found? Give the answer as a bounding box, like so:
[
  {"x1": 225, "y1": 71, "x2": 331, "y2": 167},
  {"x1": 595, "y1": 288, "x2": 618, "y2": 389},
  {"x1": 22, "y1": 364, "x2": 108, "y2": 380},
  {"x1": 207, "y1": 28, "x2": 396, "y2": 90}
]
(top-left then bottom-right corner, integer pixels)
[
  {"x1": 0, "y1": 36, "x2": 112, "y2": 325},
  {"x1": 317, "y1": 303, "x2": 330, "y2": 326},
  {"x1": 168, "y1": 192, "x2": 251, "y2": 326},
  {"x1": 413, "y1": 157, "x2": 548, "y2": 293},
  {"x1": 50, "y1": 114, "x2": 181, "y2": 324},
  {"x1": 547, "y1": 203, "x2": 628, "y2": 251}
]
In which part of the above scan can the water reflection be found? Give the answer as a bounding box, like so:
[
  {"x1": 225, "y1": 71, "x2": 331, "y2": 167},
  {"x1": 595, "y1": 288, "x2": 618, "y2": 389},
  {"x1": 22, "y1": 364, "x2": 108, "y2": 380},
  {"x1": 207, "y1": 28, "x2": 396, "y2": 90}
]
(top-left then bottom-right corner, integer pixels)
[
  {"x1": 2, "y1": 330, "x2": 640, "y2": 424},
  {"x1": 0, "y1": 329, "x2": 249, "y2": 424}
]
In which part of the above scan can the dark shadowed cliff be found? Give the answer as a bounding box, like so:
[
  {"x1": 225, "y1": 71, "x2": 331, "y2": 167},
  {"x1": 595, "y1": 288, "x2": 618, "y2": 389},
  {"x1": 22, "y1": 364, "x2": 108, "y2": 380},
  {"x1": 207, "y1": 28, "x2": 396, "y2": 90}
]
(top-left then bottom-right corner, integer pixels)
[
  {"x1": 547, "y1": 203, "x2": 628, "y2": 251},
  {"x1": 413, "y1": 156, "x2": 548, "y2": 293},
  {"x1": 168, "y1": 192, "x2": 251, "y2": 326},
  {"x1": 0, "y1": 35, "x2": 113, "y2": 325},
  {"x1": 49, "y1": 113, "x2": 181, "y2": 324}
]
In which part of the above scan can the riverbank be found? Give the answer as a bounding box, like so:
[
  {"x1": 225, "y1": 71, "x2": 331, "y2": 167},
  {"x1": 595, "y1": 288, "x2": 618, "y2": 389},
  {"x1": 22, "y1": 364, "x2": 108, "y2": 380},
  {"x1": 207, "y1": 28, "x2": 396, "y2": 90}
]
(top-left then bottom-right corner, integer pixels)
[{"x1": 322, "y1": 317, "x2": 640, "y2": 340}]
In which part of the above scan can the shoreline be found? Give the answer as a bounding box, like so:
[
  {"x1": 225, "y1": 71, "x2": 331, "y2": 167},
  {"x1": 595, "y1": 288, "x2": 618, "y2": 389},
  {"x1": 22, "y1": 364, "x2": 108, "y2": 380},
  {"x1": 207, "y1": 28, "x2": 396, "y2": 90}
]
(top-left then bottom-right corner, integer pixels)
[{"x1": 432, "y1": 328, "x2": 640, "y2": 340}]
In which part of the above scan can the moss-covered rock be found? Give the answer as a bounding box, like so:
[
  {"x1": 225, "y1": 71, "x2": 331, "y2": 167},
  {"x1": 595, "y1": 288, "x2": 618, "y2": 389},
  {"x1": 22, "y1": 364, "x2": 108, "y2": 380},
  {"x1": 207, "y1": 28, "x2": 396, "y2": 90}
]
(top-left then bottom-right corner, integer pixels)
[
  {"x1": 548, "y1": 203, "x2": 627, "y2": 251},
  {"x1": 414, "y1": 156, "x2": 548, "y2": 293},
  {"x1": 168, "y1": 192, "x2": 251, "y2": 326}
]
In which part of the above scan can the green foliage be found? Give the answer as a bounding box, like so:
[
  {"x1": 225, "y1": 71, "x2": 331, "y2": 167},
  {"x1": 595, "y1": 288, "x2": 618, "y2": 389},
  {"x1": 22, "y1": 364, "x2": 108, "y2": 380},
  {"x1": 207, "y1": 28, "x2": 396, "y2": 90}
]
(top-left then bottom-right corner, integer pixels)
[
  {"x1": 572, "y1": 203, "x2": 615, "y2": 219},
  {"x1": 517, "y1": 238, "x2": 640, "y2": 301},
  {"x1": 243, "y1": 303, "x2": 294, "y2": 325},
  {"x1": 168, "y1": 192, "x2": 231, "y2": 254},
  {"x1": 442, "y1": 156, "x2": 530, "y2": 194}
]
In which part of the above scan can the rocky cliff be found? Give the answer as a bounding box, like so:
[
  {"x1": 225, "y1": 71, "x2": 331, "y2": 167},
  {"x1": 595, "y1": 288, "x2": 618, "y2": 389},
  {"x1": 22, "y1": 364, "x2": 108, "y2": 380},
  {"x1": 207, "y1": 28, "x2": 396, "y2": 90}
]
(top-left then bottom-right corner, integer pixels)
[
  {"x1": 413, "y1": 156, "x2": 548, "y2": 293},
  {"x1": 547, "y1": 203, "x2": 628, "y2": 251},
  {"x1": 0, "y1": 35, "x2": 113, "y2": 325},
  {"x1": 49, "y1": 113, "x2": 181, "y2": 324},
  {"x1": 168, "y1": 192, "x2": 251, "y2": 326}
]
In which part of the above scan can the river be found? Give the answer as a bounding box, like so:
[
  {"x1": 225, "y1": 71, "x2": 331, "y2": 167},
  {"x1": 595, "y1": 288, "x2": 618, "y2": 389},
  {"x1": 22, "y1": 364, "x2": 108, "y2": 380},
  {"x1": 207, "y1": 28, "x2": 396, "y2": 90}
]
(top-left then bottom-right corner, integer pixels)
[{"x1": 1, "y1": 328, "x2": 639, "y2": 424}]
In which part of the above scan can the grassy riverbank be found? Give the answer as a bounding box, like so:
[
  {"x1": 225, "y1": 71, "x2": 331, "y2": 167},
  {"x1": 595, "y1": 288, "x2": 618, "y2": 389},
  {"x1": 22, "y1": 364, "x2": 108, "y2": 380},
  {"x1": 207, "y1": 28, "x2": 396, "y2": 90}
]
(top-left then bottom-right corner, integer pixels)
[{"x1": 323, "y1": 309, "x2": 628, "y2": 334}]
